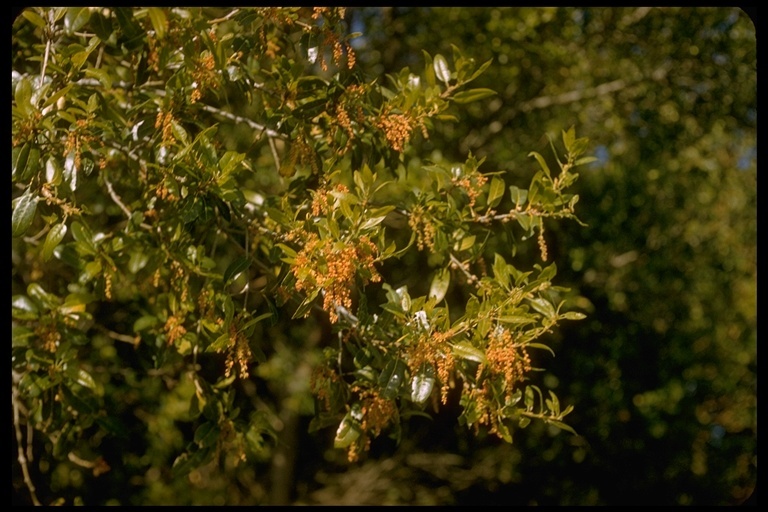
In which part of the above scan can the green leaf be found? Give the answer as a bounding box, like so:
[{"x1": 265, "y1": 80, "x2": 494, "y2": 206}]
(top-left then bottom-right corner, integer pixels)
[
  {"x1": 128, "y1": 249, "x2": 150, "y2": 274},
  {"x1": 528, "y1": 151, "x2": 552, "y2": 178},
  {"x1": 487, "y1": 176, "x2": 505, "y2": 208},
  {"x1": 13, "y1": 143, "x2": 30, "y2": 179},
  {"x1": 334, "y1": 407, "x2": 363, "y2": 448},
  {"x1": 509, "y1": 185, "x2": 528, "y2": 207},
  {"x1": 562, "y1": 126, "x2": 576, "y2": 153},
  {"x1": 194, "y1": 422, "x2": 221, "y2": 448},
  {"x1": 498, "y1": 315, "x2": 536, "y2": 326},
  {"x1": 14, "y1": 77, "x2": 33, "y2": 116},
  {"x1": 527, "y1": 297, "x2": 556, "y2": 319},
  {"x1": 67, "y1": 366, "x2": 99, "y2": 394},
  {"x1": 359, "y1": 214, "x2": 389, "y2": 231},
  {"x1": 410, "y1": 364, "x2": 436, "y2": 405},
  {"x1": 21, "y1": 9, "x2": 47, "y2": 28},
  {"x1": 12, "y1": 326, "x2": 35, "y2": 348},
  {"x1": 538, "y1": 262, "x2": 557, "y2": 282},
  {"x1": 527, "y1": 342, "x2": 556, "y2": 357},
  {"x1": 378, "y1": 359, "x2": 407, "y2": 400},
  {"x1": 133, "y1": 315, "x2": 158, "y2": 332},
  {"x1": 12, "y1": 188, "x2": 39, "y2": 238},
  {"x1": 561, "y1": 311, "x2": 586, "y2": 321},
  {"x1": 24, "y1": 147, "x2": 41, "y2": 182},
  {"x1": 451, "y1": 88, "x2": 497, "y2": 104},
  {"x1": 433, "y1": 54, "x2": 451, "y2": 84},
  {"x1": 458, "y1": 234, "x2": 476, "y2": 252},
  {"x1": 223, "y1": 257, "x2": 250, "y2": 284},
  {"x1": 83, "y1": 67, "x2": 112, "y2": 90},
  {"x1": 575, "y1": 156, "x2": 598, "y2": 166},
  {"x1": 452, "y1": 341, "x2": 486, "y2": 364},
  {"x1": 41, "y1": 222, "x2": 68, "y2": 262},
  {"x1": 546, "y1": 419, "x2": 577, "y2": 436},
  {"x1": 89, "y1": 10, "x2": 114, "y2": 41},
  {"x1": 467, "y1": 58, "x2": 493, "y2": 83},
  {"x1": 429, "y1": 267, "x2": 451, "y2": 303},
  {"x1": 28, "y1": 283, "x2": 61, "y2": 309},
  {"x1": 147, "y1": 7, "x2": 168, "y2": 39},
  {"x1": 64, "y1": 8, "x2": 91, "y2": 34},
  {"x1": 422, "y1": 50, "x2": 436, "y2": 87}
]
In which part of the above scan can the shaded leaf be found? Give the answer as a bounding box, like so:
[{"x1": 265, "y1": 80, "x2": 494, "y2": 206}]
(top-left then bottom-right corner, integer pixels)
[
  {"x1": 12, "y1": 188, "x2": 39, "y2": 238},
  {"x1": 452, "y1": 88, "x2": 497, "y2": 104}
]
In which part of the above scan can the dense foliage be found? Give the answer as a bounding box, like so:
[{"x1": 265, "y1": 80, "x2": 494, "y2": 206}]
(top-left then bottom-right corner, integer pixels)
[{"x1": 12, "y1": 7, "x2": 596, "y2": 505}]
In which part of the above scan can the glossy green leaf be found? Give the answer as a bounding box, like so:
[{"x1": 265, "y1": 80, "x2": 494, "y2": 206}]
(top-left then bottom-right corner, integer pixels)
[
  {"x1": 223, "y1": 257, "x2": 250, "y2": 284},
  {"x1": 41, "y1": 222, "x2": 68, "y2": 262},
  {"x1": 12, "y1": 188, "x2": 39, "y2": 238},
  {"x1": 452, "y1": 341, "x2": 486, "y2": 364},
  {"x1": 378, "y1": 359, "x2": 407, "y2": 400},
  {"x1": 28, "y1": 283, "x2": 61, "y2": 309},
  {"x1": 64, "y1": 7, "x2": 91, "y2": 34},
  {"x1": 13, "y1": 143, "x2": 30, "y2": 179},
  {"x1": 429, "y1": 267, "x2": 451, "y2": 303},
  {"x1": 334, "y1": 408, "x2": 363, "y2": 449},
  {"x1": 487, "y1": 176, "x2": 505, "y2": 208},
  {"x1": 528, "y1": 297, "x2": 556, "y2": 319},
  {"x1": 561, "y1": 311, "x2": 587, "y2": 321},
  {"x1": 433, "y1": 53, "x2": 451, "y2": 84},
  {"x1": 410, "y1": 364, "x2": 436, "y2": 405}
]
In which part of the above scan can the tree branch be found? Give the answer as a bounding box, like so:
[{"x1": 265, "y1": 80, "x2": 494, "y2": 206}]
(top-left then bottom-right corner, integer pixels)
[{"x1": 13, "y1": 378, "x2": 42, "y2": 506}]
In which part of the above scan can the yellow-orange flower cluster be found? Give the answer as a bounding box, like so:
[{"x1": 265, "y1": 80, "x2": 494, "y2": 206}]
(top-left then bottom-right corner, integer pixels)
[
  {"x1": 34, "y1": 314, "x2": 61, "y2": 353},
  {"x1": 452, "y1": 172, "x2": 488, "y2": 211},
  {"x1": 408, "y1": 205, "x2": 437, "y2": 251},
  {"x1": 164, "y1": 312, "x2": 187, "y2": 347},
  {"x1": 154, "y1": 110, "x2": 176, "y2": 147},
  {"x1": 310, "y1": 365, "x2": 342, "y2": 411},
  {"x1": 406, "y1": 330, "x2": 457, "y2": 404},
  {"x1": 221, "y1": 325, "x2": 253, "y2": 380},
  {"x1": 291, "y1": 231, "x2": 380, "y2": 323},
  {"x1": 481, "y1": 328, "x2": 532, "y2": 400},
  {"x1": 343, "y1": 385, "x2": 398, "y2": 462},
  {"x1": 377, "y1": 110, "x2": 415, "y2": 152},
  {"x1": 190, "y1": 52, "x2": 217, "y2": 104},
  {"x1": 63, "y1": 118, "x2": 98, "y2": 171}
]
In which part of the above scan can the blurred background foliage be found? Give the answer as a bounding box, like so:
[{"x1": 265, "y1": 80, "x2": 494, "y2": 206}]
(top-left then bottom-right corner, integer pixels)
[{"x1": 12, "y1": 7, "x2": 756, "y2": 505}]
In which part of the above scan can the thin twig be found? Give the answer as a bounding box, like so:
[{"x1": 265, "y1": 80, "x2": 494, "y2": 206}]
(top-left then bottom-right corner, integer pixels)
[
  {"x1": 208, "y1": 8, "x2": 240, "y2": 24},
  {"x1": 12, "y1": 382, "x2": 42, "y2": 506},
  {"x1": 103, "y1": 175, "x2": 132, "y2": 219},
  {"x1": 198, "y1": 103, "x2": 286, "y2": 140},
  {"x1": 103, "y1": 172, "x2": 153, "y2": 231},
  {"x1": 268, "y1": 135, "x2": 282, "y2": 172},
  {"x1": 518, "y1": 78, "x2": 627, "y2": 113},
  {"x1": 96, "y1": 325, "x2": 140, "y2": 345}
]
